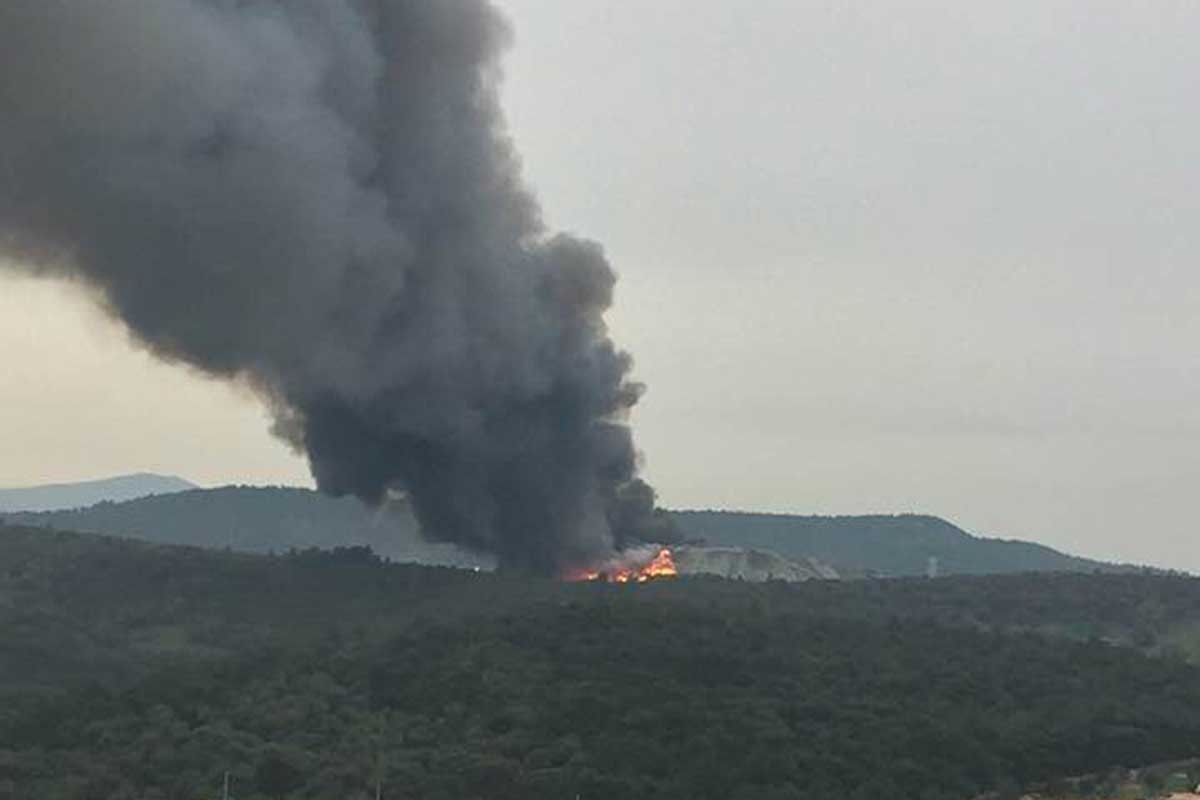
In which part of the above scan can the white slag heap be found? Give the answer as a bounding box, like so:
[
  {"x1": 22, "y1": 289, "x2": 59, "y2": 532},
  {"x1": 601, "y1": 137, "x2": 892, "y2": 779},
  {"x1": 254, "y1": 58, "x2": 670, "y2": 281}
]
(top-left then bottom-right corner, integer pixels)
[{"x1": 671, "y1": 546, "x2": 839, "y2": 582}]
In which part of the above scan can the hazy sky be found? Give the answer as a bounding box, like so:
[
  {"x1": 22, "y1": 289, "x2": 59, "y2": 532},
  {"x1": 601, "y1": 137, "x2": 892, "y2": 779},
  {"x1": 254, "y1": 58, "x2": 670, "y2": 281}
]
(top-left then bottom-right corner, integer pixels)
[{"x1": 2, "y1": 1, "x2": 1197, "y2": 570}]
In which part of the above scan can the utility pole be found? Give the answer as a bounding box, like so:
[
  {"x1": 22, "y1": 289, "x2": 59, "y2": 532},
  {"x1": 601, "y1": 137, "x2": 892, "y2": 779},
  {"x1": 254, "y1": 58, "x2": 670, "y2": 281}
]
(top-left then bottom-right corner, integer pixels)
[{"x1": 222, "y1": 771, "x2": 231, "y2": 800}]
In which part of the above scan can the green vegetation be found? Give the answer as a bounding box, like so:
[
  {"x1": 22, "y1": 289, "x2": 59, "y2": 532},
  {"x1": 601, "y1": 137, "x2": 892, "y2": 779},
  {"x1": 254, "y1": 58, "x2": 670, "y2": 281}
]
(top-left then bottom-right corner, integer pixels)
[
  {"x1": 3, "y1": 523, "x2": 1200, "y2": 798},
  {"x1": 673, "y1": 510, "x2": 1143, "y2": 577}
]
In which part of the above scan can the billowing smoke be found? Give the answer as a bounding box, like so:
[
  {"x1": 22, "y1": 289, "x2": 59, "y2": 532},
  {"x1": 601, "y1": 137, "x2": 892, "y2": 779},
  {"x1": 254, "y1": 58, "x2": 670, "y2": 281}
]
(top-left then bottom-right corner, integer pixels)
[{"x1": 0, "y1": 0, "x2": 672, "y2": 574}]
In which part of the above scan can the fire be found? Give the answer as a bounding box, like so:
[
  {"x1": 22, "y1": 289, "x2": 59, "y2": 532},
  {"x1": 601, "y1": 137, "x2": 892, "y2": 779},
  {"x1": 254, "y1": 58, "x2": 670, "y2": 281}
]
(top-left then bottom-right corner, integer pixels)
[{"x1": 574, "y1": 547, "x2": 677, "y2": 583}]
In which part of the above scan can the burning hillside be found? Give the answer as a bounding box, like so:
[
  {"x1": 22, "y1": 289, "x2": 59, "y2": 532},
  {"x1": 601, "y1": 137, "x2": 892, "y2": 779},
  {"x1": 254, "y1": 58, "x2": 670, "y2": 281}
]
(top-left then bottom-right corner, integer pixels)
[
  {"x1": 569, "y1": 546, "x2": 678, "y2": 583},
  {"x1": 568, "y1": 545, "x2": 841, "y2": 583}
]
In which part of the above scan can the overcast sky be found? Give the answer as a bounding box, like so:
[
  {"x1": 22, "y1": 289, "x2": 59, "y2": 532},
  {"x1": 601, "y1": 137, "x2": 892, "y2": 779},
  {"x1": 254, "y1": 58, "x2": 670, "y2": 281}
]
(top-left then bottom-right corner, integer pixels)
[{"x1": 2, "y1": 1, "x2": 1197, "y2": 570}]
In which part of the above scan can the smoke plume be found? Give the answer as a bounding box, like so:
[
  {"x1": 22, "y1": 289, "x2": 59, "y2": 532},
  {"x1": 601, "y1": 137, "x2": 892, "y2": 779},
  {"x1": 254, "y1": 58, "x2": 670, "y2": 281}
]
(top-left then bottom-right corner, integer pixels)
[{"x1": 0, "y1": 0, "x2": 668, "y2": 574}]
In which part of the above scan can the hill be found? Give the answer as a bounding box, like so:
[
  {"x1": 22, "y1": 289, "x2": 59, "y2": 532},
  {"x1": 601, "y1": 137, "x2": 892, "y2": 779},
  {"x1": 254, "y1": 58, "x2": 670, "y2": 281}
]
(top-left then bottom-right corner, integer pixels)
[
  {"x1": 6, "y1": 485, "x2": 1132, "y2": 578},
  {"x1": 673, "y1": 510, "x2": 1138, "y2": 577},
  {"x1": 6, "y1": 485, "x2": 487, "y2": 568},
  {"x1": 2, "y1": 522, "x2": 1200, "y2": 798},
  {"x1": 0, "y1": 472, "x2": 195, "y2": 512}
]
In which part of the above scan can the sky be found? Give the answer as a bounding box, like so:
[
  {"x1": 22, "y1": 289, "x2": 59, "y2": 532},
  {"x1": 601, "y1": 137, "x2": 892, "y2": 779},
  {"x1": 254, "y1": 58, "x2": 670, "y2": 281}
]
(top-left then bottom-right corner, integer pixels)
[{"x1": 1, "y1": 1, "x2": 1197, "y2": 570}]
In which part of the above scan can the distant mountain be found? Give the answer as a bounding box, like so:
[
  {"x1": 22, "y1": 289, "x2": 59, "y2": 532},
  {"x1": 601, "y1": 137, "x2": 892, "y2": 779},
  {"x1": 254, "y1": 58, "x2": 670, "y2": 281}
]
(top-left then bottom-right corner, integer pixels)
[
  {"x1": 6, "y1": 485, "x2": 488, "y2": 568},
  {"x1": 670, "y1": 510, "x2": 1143, "y2": 577},
  {"x1": 0, "y1": 472, "x2": 196, "y2": 512}
]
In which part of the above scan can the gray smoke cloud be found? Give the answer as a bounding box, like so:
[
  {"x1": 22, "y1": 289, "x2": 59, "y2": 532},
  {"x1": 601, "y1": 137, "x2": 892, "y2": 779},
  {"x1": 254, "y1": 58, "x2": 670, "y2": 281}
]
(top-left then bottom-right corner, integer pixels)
[{"x1": 0, "y1": 0, "x2": 672, "y2": 574}]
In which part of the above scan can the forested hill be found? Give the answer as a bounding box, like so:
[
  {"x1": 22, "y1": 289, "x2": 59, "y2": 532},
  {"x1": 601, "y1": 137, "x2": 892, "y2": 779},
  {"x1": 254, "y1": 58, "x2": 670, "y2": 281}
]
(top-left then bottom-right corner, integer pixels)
[
  {"x1": 2, "y1": 522, "x2": 1200, "y2": 798},
  {"x1": 673, "y1": 510, "x2": 1137, "y2": 577},
  {"x1": 5, "y1": 485, "x2": 488, "y2": 568},
  {"x1": 5, "y1": 485, "x2": 1133, "y2": 578}
]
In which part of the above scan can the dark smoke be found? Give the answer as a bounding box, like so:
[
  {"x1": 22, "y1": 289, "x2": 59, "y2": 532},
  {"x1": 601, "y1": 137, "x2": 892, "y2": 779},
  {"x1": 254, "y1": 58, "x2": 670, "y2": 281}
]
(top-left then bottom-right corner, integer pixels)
[{"x1": 0, "y1": 0, "x2": 670, "y2": 574}]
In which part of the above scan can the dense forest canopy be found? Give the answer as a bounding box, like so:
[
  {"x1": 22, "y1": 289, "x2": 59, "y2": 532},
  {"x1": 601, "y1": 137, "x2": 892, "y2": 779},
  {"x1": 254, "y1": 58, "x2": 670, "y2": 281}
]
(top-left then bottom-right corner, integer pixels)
[{"x1": 2, "y1": 523, "x2": 1199, "y2": 798}]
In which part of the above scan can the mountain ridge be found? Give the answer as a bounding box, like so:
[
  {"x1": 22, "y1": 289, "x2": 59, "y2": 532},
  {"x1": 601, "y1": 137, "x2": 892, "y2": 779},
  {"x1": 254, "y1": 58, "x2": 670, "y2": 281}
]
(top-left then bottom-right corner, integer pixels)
[
  {"x1": 6, "y1": 484, "x2": 1147, "y2": 577},
  {"x1": 5, "y1": 484, "x2": 489, "y2": 569},
  {"x1": 672, "y1": 509, "x2": 1145, "y2": 577}
]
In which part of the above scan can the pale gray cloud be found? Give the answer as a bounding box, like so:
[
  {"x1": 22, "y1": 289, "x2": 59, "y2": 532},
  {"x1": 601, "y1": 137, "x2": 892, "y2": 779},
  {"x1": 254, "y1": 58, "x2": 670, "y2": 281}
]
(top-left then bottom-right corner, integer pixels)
[{"x1": 496, "y1": 0, "x2": 1200, "y2": 570}]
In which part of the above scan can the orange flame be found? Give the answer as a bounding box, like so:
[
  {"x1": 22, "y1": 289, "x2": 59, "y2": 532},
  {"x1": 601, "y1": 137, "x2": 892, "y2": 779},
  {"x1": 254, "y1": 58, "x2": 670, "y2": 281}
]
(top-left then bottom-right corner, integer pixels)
[{"x1": 574, "y1": 547, "x2": 677, "y2": 583}]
